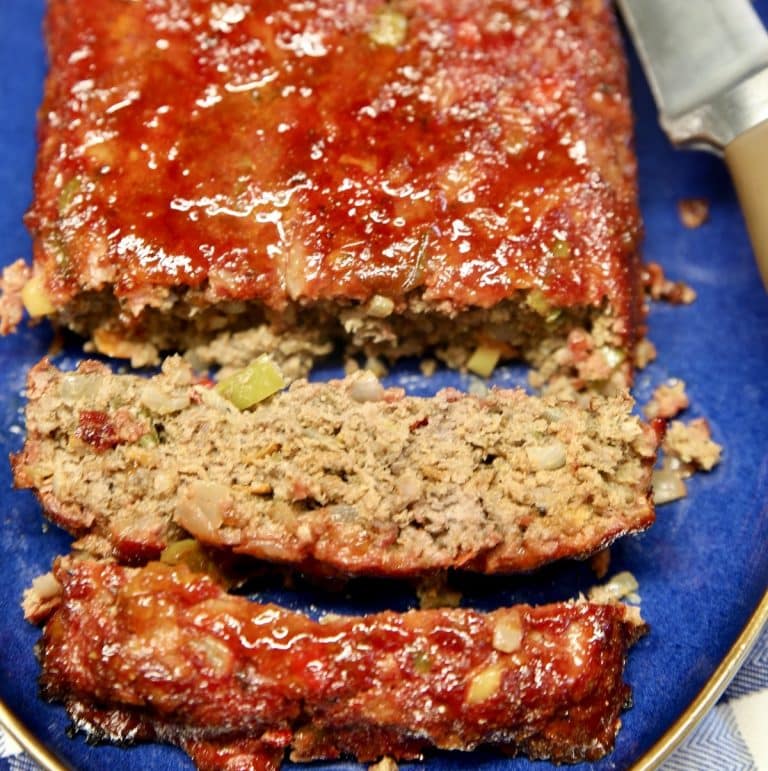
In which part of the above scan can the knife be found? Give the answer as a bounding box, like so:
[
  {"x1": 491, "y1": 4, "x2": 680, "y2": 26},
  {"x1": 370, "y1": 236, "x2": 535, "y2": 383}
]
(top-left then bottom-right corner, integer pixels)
[{"x1": 617, "y1": 0, "x2": 768, "y2": 288}]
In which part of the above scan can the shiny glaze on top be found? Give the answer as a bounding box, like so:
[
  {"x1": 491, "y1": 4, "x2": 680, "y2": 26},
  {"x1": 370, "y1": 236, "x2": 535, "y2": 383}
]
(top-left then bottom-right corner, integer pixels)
[
  {"x1": 41, "y1": 560, "x2": 642, "y2": 763},
  {"x1": 29, "y1": 0, "x2": 639, "y2": 313}
]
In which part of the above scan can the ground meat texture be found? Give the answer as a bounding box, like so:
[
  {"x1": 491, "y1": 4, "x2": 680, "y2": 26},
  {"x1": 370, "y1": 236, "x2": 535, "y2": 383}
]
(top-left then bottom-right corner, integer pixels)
[
  {"x1": 36, "y1": 559, "x2": 647, "y2": 767},
  {"x1": 642, "y1": 263, "x2": 696, "y2": 305},
  {"x1": 16, "y1": 0, "x2": 643, "y2": 379},
  {"x1": 663, "y1": 418, "x2": 722, "y2": 472},
  {"x1": 643, "y1": 379, "x2": 689, "y2": 420},
  {"x1": 13, "y1": 357, "x2": 658, "y2": 575}
]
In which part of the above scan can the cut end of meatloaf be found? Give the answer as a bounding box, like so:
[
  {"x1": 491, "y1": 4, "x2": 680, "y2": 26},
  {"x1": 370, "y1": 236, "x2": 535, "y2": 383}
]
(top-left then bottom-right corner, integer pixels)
[
  {"x1": 72, "y1": 291, "x2": 632, "y2": 388},
  {"x1": 14, "y1": 357, "x2": 658, "y2": 576},
  {"x1": 17, "y1": 0, "x2": 643, "y2": 379},
  {"x1": 34, "y1": 558, "x2": 647, "y2": 765}
]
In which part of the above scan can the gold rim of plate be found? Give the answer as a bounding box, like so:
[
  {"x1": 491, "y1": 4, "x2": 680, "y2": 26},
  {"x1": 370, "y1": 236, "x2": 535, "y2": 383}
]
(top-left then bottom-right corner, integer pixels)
[
  {"x1": 633, "y1": 587, "x2": 768, "y2": 770},
  {"x1": 1, "y1": 589, "x2": 766, "y2": 771}
]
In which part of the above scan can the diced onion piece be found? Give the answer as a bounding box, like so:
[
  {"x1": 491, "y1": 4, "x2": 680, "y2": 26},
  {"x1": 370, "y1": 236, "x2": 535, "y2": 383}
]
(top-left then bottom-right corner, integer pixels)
[
  {"x1": 588, "y1": 571, "x2": 640, "y2": 604},
  {"x1": 215, "y1": 355, "x2": 285, "y2": 410},
  {"x1": 369, "y1": 7, "x2": 408, "y2": 46},
  {"x1": 526, "y1": 440, "x2": 567, "y2": 471},
  {"x1": 59, "y1": 373, "x2": 100, "y2": 403},
  {"x1": 140, "y1": 382, "x2": 190, "y2": 414},
  {"x1": 189, "y1": 635, "x2": 233, "y2": 677},
  {"x1": 175, "y1": 481, "x2": 231, "y2": 540},
  {"x1": 493, "y1": 610, "x2": 523, "y2": 653},
  {"x1": 466, "y1": 344, "x2": 501, "y2": 378},
  {"x1": 366, "y1": 294, "x2": 395, "y2": 318},
  {"x1": 466, "y1": 663, "x2": 504, "y2": 704},
  {"x1": 21, "y1": 274, "x2": 55, "y2": 317},
  {"x1": 350, "y1": 372, "x2": 385, "y2": 403},
  {"x1": 652, "y1": 468, "x2": 687, "y2": 504},
  {"x1": 600, "y1": 345, "x2": 626, "y2": 370},
  {"x1": 176, "y1": 503, "x2": 219, "y2": 540},
  {"x1": 30, "y1": 572, "x2": 63, "y2": 601}
]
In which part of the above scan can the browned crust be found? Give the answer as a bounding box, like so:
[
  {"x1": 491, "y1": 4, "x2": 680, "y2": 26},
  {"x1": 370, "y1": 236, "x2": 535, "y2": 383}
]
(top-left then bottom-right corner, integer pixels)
[
  {"x1": 37, "y1": 559, "x2": 647, "y2": 766},
  {"x1": 23, "y1": 0, "x2": 643, "y2": 370}
]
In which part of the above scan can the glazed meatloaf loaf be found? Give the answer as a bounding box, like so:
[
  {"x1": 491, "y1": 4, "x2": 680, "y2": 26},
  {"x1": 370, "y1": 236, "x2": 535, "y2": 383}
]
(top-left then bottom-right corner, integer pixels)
[
  {"x1": 10, "y1": 0, "x2": 643, "y2": 383},
  {"x1": 13, "y1": 357, "x2": 658, "y2": 575},
  {"x1": 33, "y1": 558, "x2": 647, "y2": 767}
]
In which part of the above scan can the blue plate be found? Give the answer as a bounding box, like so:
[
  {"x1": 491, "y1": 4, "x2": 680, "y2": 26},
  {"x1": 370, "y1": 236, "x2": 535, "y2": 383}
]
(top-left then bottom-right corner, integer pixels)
[{"x1": 1, "y1": 2, "x2": 767, "y2": 770}]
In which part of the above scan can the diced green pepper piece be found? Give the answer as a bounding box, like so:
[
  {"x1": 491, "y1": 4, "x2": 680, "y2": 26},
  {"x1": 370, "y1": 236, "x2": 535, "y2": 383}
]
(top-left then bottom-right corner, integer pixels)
[
  {"x1": 412, "y1": 650, "x2": 432, "y2": 674},
  {"x1": 526, "y1": 288, "x2": 561, "y2": 323},
  {"x1": 526, "y1": 289, "x2": 551, "y2": 316},
  {"x1": 58, "y1": 176, "x2": 82, "y2": 216},
  {"x1": 215, "y1": 355, "x2": 286, "y2": 410},
  {"x1": 550, "y1": 239, "x2": 571, "y2": 259},
  {"x1": 466, "y1": 344, "x2": 502, "y2": 378}
]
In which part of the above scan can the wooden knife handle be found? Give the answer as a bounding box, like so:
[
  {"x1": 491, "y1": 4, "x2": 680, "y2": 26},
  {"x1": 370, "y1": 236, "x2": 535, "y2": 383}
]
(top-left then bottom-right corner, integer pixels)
[{"x1": 725, "y1": 119, "x2": 768, "y2": 290}]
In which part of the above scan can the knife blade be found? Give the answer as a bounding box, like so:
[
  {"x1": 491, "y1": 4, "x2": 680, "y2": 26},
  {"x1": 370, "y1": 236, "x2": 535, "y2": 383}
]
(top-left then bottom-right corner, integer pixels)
[{"x1": 617, "y1": 0, "x2": 768, "y2": 286}]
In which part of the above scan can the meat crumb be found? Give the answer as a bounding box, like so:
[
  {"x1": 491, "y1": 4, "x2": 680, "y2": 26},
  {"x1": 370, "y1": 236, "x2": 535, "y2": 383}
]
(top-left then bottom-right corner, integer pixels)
[
  {"x1": 590, "y1": 548, "x2": 611, "y2": 579},
  {"x1": 416, "y1": 572, "x2": 462, "y2": 609},
  {"x1": 369, "y1": 758, "x2": 399, "y2": 771},
  {"x1": 0, "y1": 259, "x2": 31, "y2": 335},
  {"x1": 419, "y1": 358, "x2": 437, "y2": 377},
  {"x1": 22, "y1": 571, "x2": 63, "y2": 624},
  {"x1": 678, "y1": 198, "x2": 710, "y2": 229},
  {"x1": 644, "y1": 379, "x2": 689, "y2": 420},
  {"x1": 364, "y1": 355, "x2": 389, "y2": 378},
  {"x1": 467, "y1": 376, "x2": 489, "y2": 397},
  {"x1": 643, "y1": 262, "x2": 697, "y2": 304},
  {"x1": 634, "y1": 338, "x2": 657, "y2": 370},
  {"x1": 663, "y1": 418, "x2": 722, "y2": 472}
]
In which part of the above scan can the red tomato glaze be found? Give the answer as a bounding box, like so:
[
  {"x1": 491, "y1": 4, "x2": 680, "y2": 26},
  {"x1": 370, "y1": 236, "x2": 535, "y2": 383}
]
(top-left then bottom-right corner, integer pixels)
[{"x1": 29, "y1": 0, "x2": 640, "y2": 320}]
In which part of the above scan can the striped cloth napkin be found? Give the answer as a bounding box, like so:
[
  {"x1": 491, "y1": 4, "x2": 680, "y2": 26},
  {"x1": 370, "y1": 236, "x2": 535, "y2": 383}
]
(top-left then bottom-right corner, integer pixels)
[
  {"x1": 664, "y1": 623, "x2": 768, "y2": 771},
  {"x1": 1, "y1": 623, "x2": 766, "y2": 770}
]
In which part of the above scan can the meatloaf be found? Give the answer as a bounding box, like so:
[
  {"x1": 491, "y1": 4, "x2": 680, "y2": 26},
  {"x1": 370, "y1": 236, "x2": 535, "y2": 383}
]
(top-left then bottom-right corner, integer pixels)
[
  {"x1": 13, "y1": 357, "x2": 658, "y2": 574},
  {"x1": 33, "y1": 558, "x2": 647, "y2": 767},
  {"x1": 12, "y1": 0, "x2": 642, "y2": 383}
]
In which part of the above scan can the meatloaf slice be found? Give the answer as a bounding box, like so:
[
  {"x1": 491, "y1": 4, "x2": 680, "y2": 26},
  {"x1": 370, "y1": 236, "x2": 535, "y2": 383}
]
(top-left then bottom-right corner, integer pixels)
[
  {"x1": 13, "y1": 357, "x2": 658, "y2": 575},
  {"x1": 34, "y1": 558, "x2": 647, "y2": 766},
  {"x1": 14, "y1": 0, "x2": 642, "y2": 384}
]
